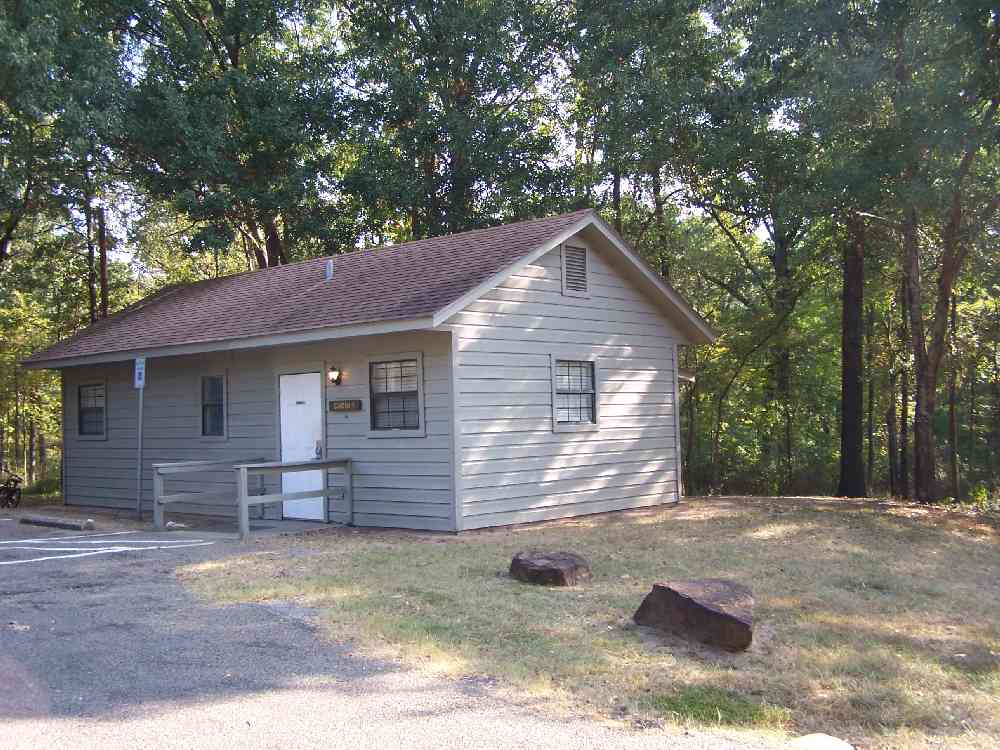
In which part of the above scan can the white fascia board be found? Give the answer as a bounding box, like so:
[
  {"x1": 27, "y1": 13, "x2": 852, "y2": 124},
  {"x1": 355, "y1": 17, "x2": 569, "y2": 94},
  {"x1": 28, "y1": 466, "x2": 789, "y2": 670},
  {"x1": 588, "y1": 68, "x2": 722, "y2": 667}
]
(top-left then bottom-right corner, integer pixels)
[
  {"x1": 586, "y1": 214, "x2": 717, "y2": 344},
  {"x1": 23, "y1": 317, "x2": 436, "y2": 370},
  {"x1": 431, "y1": 213, "x2": 598, "y2": 327}
]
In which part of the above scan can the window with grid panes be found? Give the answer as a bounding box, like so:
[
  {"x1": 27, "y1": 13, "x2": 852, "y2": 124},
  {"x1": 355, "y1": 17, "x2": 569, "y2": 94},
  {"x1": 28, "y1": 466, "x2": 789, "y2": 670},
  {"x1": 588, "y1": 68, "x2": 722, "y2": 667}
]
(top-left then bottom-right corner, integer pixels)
[
  {"x1": 370, "y1": 359, "x2": 420, "y2": 429},
  {"x1": 78, "y1": 384, "x2": 106, "y2": 436},
  {"x1": 554, "y1": 360, "x2": 596, "y2": 424}
]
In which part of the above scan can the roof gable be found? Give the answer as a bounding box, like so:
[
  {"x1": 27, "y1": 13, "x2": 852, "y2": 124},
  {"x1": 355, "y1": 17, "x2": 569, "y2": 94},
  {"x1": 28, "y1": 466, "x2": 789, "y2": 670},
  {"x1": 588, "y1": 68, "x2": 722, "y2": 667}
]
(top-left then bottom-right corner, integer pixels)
[{"x1": 435, "y1": 213, "x2": 716, "y2": 345}]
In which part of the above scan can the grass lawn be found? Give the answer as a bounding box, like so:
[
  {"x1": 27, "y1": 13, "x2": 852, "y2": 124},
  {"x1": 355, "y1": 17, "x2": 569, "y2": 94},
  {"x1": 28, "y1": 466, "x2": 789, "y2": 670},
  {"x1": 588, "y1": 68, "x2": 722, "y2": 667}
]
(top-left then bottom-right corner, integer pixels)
[{"x1": 180, "y1": 497, "x2": 1000, "y2": 749}]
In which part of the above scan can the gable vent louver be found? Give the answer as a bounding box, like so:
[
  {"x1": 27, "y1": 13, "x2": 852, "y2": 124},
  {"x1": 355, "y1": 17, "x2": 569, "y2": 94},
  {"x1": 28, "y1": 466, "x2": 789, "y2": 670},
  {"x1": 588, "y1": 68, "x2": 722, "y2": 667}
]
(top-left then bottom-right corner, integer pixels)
[{"x1": 563, "y1": 245, "x2": 588, "y2": 294}]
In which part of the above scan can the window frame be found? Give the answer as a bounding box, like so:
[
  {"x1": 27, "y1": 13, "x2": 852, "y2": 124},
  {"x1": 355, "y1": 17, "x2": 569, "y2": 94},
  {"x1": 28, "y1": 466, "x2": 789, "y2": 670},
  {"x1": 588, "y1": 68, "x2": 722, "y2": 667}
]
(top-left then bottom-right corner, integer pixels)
[
  {"x1": 560, "y1": 242, "x2": 590, "y2": 298},
  {"x1": 550, "y1": 355, "x2": 600, "y2": 433},
  {"x1": 366, "y1": 352, "x2": 426, "y2": 439},
  {"x1": 199, "y1": 372, "x2": 228, "y2": 440},
  {"x1": 77, "y1": 381, "x2": 108, "y2": 440}
]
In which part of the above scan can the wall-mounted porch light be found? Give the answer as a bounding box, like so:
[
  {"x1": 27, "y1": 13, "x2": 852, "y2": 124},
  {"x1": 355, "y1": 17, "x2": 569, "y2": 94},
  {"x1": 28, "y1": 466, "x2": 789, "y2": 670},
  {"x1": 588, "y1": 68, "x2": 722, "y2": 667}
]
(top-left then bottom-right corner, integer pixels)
[{"x1": 327, "y1": 366, "x2": 343, "y2": 385}]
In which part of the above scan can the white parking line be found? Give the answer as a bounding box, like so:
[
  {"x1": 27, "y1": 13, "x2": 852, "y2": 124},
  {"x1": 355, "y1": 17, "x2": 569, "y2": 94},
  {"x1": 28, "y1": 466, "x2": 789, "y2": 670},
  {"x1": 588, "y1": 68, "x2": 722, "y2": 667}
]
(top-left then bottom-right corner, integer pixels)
[
  {"x1": 0, "y1": 530, "x2": 139, "y2": 544},
  {"x1": 0, "y1": 549, "x2": 127, "y2": 565},
  {"x1": 5, "y1": 542, "x2": 208, "y2": 552},
  {"x1": 0, "y1": 531, "x2": 215, "y2": 566}
]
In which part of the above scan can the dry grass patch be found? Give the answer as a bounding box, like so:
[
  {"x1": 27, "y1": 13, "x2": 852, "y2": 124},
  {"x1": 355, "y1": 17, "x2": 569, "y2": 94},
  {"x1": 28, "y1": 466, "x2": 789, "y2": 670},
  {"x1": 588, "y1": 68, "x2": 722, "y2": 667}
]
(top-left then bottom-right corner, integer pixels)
[{"x1": 180, "y1": 497, "x2": 1000, "y2": 749}]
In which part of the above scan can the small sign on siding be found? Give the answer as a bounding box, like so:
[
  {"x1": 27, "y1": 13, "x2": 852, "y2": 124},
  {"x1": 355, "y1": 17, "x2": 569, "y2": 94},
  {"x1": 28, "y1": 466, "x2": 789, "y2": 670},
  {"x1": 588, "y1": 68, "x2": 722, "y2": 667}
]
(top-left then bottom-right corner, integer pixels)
[
  {"x1": 134, "y1": 357, "x2": 146, "y2": 389},
  {"x1": 329, "y1": 399, "x2": 363, "y2": 412}
]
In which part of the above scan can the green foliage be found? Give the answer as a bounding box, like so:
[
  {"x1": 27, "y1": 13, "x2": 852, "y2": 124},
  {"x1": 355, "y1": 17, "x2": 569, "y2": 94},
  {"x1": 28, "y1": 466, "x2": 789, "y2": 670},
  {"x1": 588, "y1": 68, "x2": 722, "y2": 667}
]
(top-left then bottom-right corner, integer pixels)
[
  {"x1": 123, "y1": 0, "x2": 352, "y2": 265},
  {"x1": 1, "y1": 0, "x2": 998, "y2": 500},
  {"x1": 340, "y1": 0, "x2": 573, "y2": 240}
]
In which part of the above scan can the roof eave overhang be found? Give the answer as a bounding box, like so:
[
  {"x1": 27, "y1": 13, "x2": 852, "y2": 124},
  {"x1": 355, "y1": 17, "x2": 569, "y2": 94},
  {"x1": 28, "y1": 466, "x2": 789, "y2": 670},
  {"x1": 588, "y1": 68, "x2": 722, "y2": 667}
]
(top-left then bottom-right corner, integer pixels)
[{"x1": 22, "y1": 316, "x2": 436, "y2": 370}]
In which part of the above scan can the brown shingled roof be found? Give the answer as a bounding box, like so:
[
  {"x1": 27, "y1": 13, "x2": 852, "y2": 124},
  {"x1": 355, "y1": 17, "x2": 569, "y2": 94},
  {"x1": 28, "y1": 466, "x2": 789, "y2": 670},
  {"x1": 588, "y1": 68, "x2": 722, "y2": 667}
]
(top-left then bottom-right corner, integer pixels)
[{"x1": 26, "y1": 209, "x2": 596, "y2": 366}]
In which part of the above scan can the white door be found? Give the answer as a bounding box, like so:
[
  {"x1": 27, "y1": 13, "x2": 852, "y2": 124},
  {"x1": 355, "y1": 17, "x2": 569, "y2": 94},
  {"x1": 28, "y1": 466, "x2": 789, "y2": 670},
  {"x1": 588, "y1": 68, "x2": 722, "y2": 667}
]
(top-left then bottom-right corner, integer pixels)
[{"x1": 278, "y1": 372, "x2": 325, "y2": 520}]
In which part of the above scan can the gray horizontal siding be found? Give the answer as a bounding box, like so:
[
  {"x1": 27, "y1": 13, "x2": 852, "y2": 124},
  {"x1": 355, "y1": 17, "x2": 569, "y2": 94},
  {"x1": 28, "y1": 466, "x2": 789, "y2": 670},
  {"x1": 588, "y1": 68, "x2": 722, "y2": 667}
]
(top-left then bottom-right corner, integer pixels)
[
  {"x1": 61, "y1": 331, "x2": 455, "y2": 530},
  {"x1": 448, "y1": 236, "x2": 681, "y2": 527}
]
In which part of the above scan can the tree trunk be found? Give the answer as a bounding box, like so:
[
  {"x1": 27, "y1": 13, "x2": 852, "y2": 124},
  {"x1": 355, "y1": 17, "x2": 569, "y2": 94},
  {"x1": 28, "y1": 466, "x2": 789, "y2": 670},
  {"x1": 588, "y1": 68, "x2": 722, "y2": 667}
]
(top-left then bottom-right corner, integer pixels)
[
  {"x1": 900, "y1": 362, "x2": 911, "y2": 499},
  {"x1": 262, "y1": 218, "x2": 287, "y2": 267},
  {"x1": 612, "y1": 168, "x2": 622, "y2": 233},
  {"x1": 991, "y1": 315, "x2": 1000, "y2": 488},
  {"x1": 769, "y1": 235, "x2": 795, "y2": 492},
  {"x1": 947, "y1": 294, "x2": 960, "y2": 499},
  {"x1": 837, "y1": 215, "x2": 867, "y2": 497},
  {"x1": 685, "y1": 376, "x2": 697, "y2": 495},
  {"x1": 900, "y1": 208, "x2": 935, "y2": 500},
  {"x1": 887, "y1": 378, "x2": 899, "y2": 496},
  {"x1": 898, "y1": 280, "x2": 911, "y2": 499},
  {"x1": 97, "y1": 207, "x2": 109, "y2": 318},
  {"x1": 967, "y1": 361, "x2": 976, "y2": 480},
  {"x1": 12, "y1": 380, "x2": 21, "y2": 477},
  {"x1": 85, "y1": 200, "x2": 97, "y2": 324},
  {"x1": 866, "y1": 306, "x2": 876, "y2": 490},
  {"x1": 38, "y1": 432, "x2": 47, "y2": 481},
  {"x1": 26, "y1": 421, "x2": 35, "y2": 485}
]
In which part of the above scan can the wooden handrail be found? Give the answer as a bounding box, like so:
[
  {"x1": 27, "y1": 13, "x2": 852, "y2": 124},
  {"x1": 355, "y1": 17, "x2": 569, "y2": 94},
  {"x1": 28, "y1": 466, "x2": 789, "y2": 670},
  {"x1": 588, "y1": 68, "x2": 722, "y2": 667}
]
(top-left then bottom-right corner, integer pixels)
[
  {"x1": 153, "y1": 457, "x2": 267, "y2": 476},
  {"x1": 152, "y1": 456, "x2": 354, "y2": 540},
  {"x1": 235, "y1": 458, "x2": 353, "y2": 541}
]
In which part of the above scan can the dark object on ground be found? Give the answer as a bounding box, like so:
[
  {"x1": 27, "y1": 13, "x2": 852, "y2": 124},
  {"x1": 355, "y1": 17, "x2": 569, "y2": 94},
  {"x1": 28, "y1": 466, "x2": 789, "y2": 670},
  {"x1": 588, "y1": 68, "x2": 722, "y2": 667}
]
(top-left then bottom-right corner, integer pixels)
[
  {"x1": 19, "y1": 515, "x2": 95, "y2": 531},
  {"x1": 0, "y1": 466, "x2": 22, "y2": 508},
  {"x1": 509, "y1": 550, "x2": 591, "y2": 586},
  {"x1": 633, "y1": 579, "x2": 753, "y2": 651}
]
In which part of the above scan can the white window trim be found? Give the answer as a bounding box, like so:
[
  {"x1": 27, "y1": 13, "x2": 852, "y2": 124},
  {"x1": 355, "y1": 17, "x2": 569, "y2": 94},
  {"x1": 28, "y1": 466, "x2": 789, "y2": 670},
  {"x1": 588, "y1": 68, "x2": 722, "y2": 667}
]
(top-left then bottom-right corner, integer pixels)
[
  {"x1": 365, "y1": 351, "x2": 426, "y2": 439},
  {"x1": 560, "y1": 242, "x2": 590, "y2": 298},
  {"x1": 198, "y1": 371, "x2": 229, "y2": 441},
  {"x1": 76, "y1": 379, "x2": 108, "y2": 441},
  {"x1": 550, "y1": 354, "x2": 601, "y2": 433}
]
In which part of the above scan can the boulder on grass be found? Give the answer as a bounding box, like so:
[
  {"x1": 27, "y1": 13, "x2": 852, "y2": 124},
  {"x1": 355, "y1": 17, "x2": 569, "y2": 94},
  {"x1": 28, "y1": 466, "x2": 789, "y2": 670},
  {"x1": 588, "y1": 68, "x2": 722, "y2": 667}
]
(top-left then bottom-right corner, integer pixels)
[
  {"x1": 509, "y1": 551, "x2": 591, "y2": 586},
  {"x1": 633, "y1": 579, "x2": 753, "y2": 652}
]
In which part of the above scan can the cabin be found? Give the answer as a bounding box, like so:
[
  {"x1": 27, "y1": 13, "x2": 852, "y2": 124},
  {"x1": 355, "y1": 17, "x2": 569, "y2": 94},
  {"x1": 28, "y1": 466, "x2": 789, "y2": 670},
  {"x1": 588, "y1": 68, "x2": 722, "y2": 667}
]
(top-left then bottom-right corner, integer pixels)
[{"x1": 24, "y1": 209, "x2": 715, "y2": 532}]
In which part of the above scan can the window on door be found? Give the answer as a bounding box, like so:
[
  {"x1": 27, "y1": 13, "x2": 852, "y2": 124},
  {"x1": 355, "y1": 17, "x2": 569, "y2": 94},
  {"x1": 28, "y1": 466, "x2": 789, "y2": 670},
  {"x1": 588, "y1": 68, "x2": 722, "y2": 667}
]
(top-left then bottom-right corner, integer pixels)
[
  {"x1": 201, "y1": 375, "x2": 226, "y2": 437},
  {"x1": 370, "y1": 358, "x2": 420, "y2": 430}
]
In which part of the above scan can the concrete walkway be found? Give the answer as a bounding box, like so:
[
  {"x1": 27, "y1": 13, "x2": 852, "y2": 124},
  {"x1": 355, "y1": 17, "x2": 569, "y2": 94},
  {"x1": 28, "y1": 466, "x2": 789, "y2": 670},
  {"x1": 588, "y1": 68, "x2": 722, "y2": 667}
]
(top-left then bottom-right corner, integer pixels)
[{"x1": 1, "y1": 516, "x2": 780, "y2": 750}]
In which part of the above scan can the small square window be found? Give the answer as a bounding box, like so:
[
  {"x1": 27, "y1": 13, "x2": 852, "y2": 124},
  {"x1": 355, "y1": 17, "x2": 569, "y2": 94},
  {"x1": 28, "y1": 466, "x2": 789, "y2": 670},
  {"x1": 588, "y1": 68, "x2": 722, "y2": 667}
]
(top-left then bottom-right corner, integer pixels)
[
  {"x1": 201, "y1": 375, "x2": 225, "y2": 437},
  {"x1": 554, "y1": 360, "x2": 596, "y2": 424},
  {"x1": 78, "y1": 384, "x2": 106, "y2": 436}
]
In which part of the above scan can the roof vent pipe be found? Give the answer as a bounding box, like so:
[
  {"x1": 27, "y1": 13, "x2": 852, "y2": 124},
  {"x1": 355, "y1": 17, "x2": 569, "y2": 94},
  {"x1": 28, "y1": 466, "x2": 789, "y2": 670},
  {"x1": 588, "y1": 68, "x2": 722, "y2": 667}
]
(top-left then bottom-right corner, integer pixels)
[{"x1": 324, "y1": 258, "x2": 334, "y2": 281}]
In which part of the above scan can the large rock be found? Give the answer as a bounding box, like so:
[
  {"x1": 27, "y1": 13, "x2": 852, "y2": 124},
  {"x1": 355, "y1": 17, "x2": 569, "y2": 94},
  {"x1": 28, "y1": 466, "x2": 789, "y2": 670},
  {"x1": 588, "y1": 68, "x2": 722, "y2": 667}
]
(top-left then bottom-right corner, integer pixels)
[
  {"x1": 633, "y1": 579, "x2": 753, "y2": 651},
  {"x1": 509, "y1": 551, "x2": 591, "y2": 586}
]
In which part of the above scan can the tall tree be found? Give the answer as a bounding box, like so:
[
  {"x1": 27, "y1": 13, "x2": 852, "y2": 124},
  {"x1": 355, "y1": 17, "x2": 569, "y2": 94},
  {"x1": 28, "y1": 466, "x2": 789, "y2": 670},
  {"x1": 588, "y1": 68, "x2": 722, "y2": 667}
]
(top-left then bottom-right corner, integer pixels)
[
  {"x1": 0, "y1": 0, "x2": 125, "y2": 270},
  {"x1": 886, "y1": 2, "x2": 1000, "y2": 500},
  {"x1": 123, "y1": 0, "x2": 348, "y2": 267},
  {"x1": 570, "y1": 0, "x2": 718, "y2": 233},
  {"x1": 837, "y1": 216, "x2": 868, "y2": 496},
  {"x1": 341, "y1": 0, "x2": 569, "y2": 240}
]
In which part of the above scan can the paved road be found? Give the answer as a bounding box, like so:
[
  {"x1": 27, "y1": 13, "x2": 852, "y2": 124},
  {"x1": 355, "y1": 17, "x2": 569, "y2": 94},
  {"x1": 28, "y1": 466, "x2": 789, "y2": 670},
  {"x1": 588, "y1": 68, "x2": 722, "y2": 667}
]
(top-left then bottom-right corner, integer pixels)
[{"x1": 1, "y1": 517, "x2": 780, "y2": 749}]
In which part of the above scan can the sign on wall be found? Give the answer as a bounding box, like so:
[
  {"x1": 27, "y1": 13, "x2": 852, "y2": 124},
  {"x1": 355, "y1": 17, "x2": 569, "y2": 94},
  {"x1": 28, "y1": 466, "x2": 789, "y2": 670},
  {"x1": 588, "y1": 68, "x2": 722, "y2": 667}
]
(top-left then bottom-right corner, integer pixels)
[
  {"x1": 134, "y1": 357, "x2": 146, "y2": 389},
  {"x1": 329, "y1": 399, "x2": 363, "y2": 412}
]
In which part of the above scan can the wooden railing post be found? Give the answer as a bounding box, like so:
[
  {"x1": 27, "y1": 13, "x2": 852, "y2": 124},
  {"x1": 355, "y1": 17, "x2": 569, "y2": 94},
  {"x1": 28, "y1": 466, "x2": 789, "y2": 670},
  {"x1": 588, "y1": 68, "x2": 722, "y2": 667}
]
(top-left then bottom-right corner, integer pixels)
[
  {"x1": 153, "y1": 469, "x2": 165, "y2": 530},
  {"x1": 236, "y1": 466, "x2": 250, "y2": 542},
  {"x1": 344, "y1": 458, "x2": 354, "y2": 526}
]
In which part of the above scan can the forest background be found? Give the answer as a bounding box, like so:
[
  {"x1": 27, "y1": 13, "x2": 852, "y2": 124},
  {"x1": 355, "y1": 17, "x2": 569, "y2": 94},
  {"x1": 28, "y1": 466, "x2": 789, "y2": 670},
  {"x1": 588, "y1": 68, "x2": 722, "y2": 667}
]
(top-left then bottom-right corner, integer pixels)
[{"x1": 2, "y1": 0, "x2": 997, "y2": 503}]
